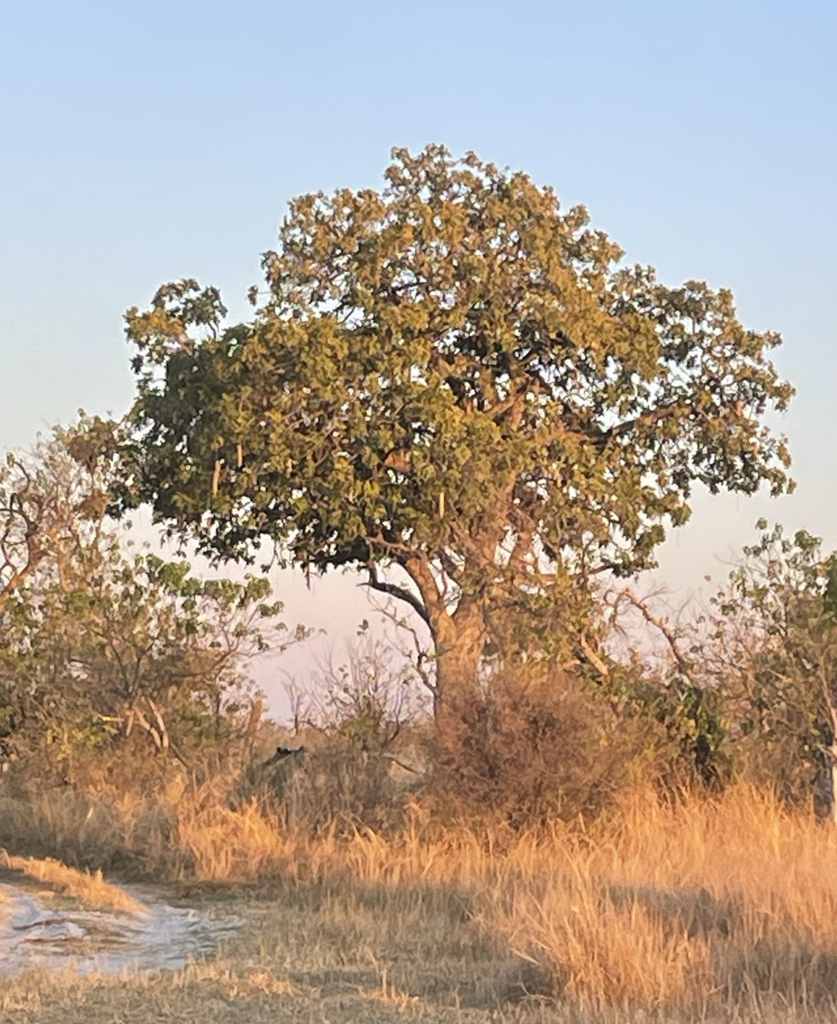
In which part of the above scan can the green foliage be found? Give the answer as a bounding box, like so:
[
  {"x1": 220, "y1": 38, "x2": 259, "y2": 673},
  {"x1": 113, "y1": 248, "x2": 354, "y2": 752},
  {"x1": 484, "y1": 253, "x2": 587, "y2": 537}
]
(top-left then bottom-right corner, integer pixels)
[
  {"x1": 119, "y1": 145, "x2": 794, "y2": 691},
  {"x1": 0, "y1": 423, "x2": 295, "y2": 779},
  {"x1": 1, "y1": 415, "x2": 119, "y2": 613},
  {"x1": 708, "y1": 523, "x2": 837, "y2": 808},
  {"x1": 615, "y1": 668, "x2": 729, "y2": 790}
]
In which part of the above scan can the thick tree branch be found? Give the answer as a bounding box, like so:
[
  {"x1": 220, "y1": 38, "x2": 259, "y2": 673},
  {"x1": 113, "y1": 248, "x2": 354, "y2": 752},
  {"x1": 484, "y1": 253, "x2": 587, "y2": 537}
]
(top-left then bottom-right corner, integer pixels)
[{"x1": 365, "y1": 565, "x2": 430, "y2": 626}]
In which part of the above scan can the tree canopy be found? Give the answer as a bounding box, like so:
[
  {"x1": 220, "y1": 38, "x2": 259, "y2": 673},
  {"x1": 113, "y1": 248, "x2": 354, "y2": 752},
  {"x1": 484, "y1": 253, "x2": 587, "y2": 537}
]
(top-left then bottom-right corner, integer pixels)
[{"x1": 121, "y1": 145, "x2": 793, "y2": 704}]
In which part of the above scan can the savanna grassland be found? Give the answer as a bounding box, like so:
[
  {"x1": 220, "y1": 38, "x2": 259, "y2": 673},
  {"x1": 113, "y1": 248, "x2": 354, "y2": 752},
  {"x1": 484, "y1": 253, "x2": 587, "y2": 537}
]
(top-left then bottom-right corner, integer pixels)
[
  {"x1": 3, "y1": 778, "x2": 837, "y2": 1024},
  {"x1": 3, "y1": 147, "x2": 837, "y2": 1023}
]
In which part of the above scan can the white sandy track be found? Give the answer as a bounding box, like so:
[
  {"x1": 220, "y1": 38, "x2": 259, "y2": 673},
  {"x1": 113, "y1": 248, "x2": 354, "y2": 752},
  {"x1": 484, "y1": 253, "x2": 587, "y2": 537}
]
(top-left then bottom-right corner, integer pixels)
[{"x1": 0, "y1": 883, "x2": 240, "y2": 977}]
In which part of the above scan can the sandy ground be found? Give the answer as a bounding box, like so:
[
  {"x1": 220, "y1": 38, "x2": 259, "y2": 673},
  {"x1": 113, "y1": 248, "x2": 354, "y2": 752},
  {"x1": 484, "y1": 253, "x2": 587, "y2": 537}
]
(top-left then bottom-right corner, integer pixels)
[{"x1": 0, "y1": 880, "x2": 553, "y2": 1024}]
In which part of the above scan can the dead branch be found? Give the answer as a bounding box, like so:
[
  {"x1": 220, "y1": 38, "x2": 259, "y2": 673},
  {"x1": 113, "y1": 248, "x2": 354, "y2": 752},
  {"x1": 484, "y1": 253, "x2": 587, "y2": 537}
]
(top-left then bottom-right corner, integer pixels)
[{"x1": 616, "y1": 587, "x2": 694, "y2": 680}]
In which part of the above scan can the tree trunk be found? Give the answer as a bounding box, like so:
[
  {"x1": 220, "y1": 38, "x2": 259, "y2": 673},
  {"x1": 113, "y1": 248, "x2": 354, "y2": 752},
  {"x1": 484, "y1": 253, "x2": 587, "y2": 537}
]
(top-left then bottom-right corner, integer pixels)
[
  {"x1": 830, "y1": 738, "x2": 837, "y2": 827},
  {"x1": 825, "y1": 696, "x2": 837, "y2": 825},
  {"x1": 433, "y1": 601, "x2": 486, "y2": 718},
  {"x1": 401, "y1": 554, "x2": 488, "y2": 719}
]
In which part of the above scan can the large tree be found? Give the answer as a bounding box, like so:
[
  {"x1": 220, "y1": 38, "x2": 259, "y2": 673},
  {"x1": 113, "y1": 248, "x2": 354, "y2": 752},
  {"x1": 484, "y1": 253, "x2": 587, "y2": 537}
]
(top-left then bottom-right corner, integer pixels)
[{"x1": 120, "y1": 145, "x2": 793, "y2": 709}]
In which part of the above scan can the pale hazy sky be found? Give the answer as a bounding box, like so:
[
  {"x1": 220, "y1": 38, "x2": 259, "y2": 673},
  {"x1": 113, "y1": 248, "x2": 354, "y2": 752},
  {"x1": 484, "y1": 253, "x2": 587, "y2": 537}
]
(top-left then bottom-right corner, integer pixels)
[{"x1": 2, "y1": 1, "x2": 835, "y2": 704}]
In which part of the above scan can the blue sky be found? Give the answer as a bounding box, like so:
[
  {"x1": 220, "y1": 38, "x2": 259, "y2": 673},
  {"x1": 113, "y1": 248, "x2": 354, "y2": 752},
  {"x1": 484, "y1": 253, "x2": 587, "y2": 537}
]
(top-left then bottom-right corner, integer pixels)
[{"x1": 2, "y1": 1, "x2": 835, "y2": 695}]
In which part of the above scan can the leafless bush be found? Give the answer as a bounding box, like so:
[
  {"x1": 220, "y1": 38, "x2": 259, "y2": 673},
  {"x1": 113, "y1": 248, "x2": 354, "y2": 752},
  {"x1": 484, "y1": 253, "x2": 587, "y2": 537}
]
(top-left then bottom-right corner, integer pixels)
[
  {"x1": 239, "y1": 641, "x2": 430, "y2": 833},
  {"x1": 307, "y1": 638, "x2": 428, "y2": 751}
]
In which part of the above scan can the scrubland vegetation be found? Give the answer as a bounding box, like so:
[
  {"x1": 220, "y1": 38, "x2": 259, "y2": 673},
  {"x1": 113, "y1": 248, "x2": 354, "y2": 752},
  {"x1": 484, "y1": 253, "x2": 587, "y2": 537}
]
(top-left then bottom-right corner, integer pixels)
[
  {"x1": 4, "y1": 771, "x2": 837, "y2": 1022},
  {"x1": 4, "y1": 624, "x2": 837, "y2": 1022},
  {"x1": 3, "y1": 147, "x2": 836, "y2": 1021}
]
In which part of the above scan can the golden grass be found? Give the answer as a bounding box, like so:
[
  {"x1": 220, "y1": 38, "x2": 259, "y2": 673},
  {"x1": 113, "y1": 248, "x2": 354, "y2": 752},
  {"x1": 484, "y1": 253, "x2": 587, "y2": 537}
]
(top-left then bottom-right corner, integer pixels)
[
  {"x1": 3, "y1": 781, "x2": 837, "y2": 1019},
  {"x1": 0, "y1": 849, "x2": 145, "y2": 915}
]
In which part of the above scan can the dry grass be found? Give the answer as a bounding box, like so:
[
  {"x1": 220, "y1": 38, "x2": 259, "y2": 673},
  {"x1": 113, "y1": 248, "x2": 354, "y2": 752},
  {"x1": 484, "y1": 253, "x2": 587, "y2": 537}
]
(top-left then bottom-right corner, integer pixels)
[
  {"x1": 3, "y1": 780, "x2": 837, "y2": 1020},
  {"x1": 0, "y1": 848, "x2": 145, "y2": 915}
]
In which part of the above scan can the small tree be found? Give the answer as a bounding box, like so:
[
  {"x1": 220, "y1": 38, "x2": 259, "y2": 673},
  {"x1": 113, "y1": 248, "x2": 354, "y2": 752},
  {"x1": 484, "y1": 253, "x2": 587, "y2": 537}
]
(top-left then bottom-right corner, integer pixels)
[
  {"x1": 707, "y1": 523, "x2": 837, "y2": 816},
  {"x1": 0, "y1": 417, "x2": 118, "y2": 613},
  {"x1": 604, "y1": 589, "x2": 730, "y2": 791},
  {"x1": 120, "y1": 145, "x2": 794, "y2": 712},
  {"x1": 309, "y1": 639, "x2": 425, "y2": 754},
  {"x1": 0, "y1": 423, "x2": 297, "y2": 779}
]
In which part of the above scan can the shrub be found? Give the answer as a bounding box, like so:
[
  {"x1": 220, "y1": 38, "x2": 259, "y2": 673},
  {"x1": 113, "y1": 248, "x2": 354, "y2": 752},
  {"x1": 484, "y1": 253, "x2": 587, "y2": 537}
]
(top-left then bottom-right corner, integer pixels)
[{"x1": 429, "y1": 667, "x2": 645, "y2": 827}]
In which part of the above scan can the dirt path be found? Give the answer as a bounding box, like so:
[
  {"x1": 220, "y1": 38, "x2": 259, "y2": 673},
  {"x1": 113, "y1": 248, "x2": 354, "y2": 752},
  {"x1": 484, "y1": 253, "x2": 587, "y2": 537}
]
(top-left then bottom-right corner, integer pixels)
[{"x1": 0, "y1": 881, "x2": 240, "y2": 978}]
